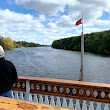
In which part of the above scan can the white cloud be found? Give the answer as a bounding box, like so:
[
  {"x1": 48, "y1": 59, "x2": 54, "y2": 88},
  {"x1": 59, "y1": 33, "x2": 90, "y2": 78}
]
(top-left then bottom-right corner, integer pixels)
[
  {"x1": 38, "y1": 15, "x2": 46, "y2": 22},
  {"x1": 56, "y1": 15, "x2": 74, "y2": 28},
  {"x1": 0, "y1": 0, "x2": 110, "y2": 45},
  {"x1": 94, "y1": 20, "x2": 110, "y2": 28},
  {"x1": 47, "y1": 22, "x2": 58, "y2": 29},
  {"x1": 0, "y1": 9, "x2": 45, "y2": 42}
]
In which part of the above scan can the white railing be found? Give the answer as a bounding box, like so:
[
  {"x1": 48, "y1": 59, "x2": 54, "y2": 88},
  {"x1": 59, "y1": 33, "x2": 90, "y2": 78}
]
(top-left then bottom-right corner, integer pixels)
[{"x1": 12, "y1": 76, "x2": 110, "y2": 110}]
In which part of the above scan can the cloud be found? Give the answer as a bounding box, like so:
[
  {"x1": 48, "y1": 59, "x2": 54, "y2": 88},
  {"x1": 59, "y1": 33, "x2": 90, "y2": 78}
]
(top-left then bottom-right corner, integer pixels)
[
  {"x1": 0, "y1": 0, "x2": 110, "y2": 45},
  {"x1": 0, "y1": 8, "x2": 68, "y2": 45},
  {"x1": 68, "y1": 0, "x2": 110, "y2": 21},
  {"x1": 15, "y1": 0, "x2": 110, "y2": 20},
  {"x1": 15, "y1": 0, "x2": 110, "y2": 26},
  {"x1": 56, "y1": 15, "x2": 74, "y2": 28},
  {"x1": 0, "y1": 9, "x2": 44, "y2": 42},
  {"x1": 15, "y1": 0, "x2": 66, "y2": 15},
  {"x1": 38, "y1": 15, "x2": 46, "y2": 21}
]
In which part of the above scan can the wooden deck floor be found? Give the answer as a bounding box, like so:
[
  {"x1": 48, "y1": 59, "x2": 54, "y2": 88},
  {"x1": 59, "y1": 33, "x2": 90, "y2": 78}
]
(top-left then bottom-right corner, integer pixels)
[{"x1": 0, "y1": 97, "x2": 76, "y2": 110}]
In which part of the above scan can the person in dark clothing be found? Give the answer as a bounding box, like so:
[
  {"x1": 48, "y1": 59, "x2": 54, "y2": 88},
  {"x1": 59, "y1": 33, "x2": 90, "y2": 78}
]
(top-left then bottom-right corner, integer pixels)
[{"x1": 0, "y1": 45, "x2": 18, "y2": 98}]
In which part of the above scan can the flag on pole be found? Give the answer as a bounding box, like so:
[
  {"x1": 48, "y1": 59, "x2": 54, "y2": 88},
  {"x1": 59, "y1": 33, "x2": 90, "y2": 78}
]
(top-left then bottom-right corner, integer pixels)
[{"x1": 75, "y1": 19, "x2": 82, "y2": 26}]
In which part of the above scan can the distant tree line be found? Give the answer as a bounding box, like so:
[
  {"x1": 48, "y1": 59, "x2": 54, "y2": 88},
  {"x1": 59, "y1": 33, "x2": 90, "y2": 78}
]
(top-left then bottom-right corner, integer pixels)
[
  {"x1": 14, "y1": 41, "x2": 41, "y2": 48},
  {"x1": 0, "y1": 36, "x2": 41, "y2": 50},
  {"x1": 51, "y1": 30, "x2": 110, "y2": 56}
]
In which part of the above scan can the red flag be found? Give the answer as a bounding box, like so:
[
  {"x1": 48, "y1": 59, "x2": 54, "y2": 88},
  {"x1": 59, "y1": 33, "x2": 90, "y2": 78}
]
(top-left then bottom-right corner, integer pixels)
[{"x1": 75, "y1": 19, "x2": 82, "y2": 26}]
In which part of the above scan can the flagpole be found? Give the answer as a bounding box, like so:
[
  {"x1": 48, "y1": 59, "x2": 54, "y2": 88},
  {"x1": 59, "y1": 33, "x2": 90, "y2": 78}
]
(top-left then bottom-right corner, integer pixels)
[{"x1": 80, "y1": 13, "x2": 84, "y2": 81}]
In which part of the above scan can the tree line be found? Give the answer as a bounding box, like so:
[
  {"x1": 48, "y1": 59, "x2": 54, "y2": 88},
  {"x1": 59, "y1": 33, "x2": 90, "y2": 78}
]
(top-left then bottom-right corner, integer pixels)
[
  {"x1": 14, "y1": 41, "x2": 40, "y2": 48},
  {"x1": 51, "y1": 29, "x2": 110, "y2": 56},
  {"x1": 0, "y1": 36, "x2": 41, "y2": 50}
]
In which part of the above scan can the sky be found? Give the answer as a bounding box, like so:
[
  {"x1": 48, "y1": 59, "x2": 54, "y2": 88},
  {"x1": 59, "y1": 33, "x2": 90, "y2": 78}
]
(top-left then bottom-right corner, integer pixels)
[{"x1": 0, "y1": 0, "x2": 110, "y2": 45}]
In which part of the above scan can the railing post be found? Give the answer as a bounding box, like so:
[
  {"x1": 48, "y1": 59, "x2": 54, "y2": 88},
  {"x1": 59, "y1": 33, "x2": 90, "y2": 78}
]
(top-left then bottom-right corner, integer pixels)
[{"x1": 25, "y1": 80, "x2": 30, "y2": 101}]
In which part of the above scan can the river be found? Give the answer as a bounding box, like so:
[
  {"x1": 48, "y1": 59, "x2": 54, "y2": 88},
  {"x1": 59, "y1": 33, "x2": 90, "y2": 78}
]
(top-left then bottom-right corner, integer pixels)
[{"x1": 5, "y1": 47, "x2": 110, "y2": 84}]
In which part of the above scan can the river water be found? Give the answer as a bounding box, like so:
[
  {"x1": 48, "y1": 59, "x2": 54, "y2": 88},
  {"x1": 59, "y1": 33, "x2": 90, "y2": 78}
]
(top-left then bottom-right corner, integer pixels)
[{"x1": 5, "y1": 47, "x2": 110, "y2": 84}]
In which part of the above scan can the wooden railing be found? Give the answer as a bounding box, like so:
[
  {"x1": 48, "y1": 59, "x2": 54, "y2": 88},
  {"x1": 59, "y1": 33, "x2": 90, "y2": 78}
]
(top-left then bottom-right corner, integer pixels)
[{"x1": 12, "y1": 76, "x2": 110, "y2": 110}]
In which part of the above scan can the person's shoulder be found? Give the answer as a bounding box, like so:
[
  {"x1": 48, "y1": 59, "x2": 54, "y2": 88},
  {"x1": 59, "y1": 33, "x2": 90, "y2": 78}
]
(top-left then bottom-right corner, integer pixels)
[{"x1": 5, "y1": 59, "x2": 14, "y2": 65}]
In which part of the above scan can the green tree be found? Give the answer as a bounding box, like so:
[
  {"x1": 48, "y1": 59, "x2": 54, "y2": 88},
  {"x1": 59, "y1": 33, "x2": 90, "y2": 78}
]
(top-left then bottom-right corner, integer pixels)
[{"x1": 51, "y1": 29, "x2": 110, "y2": 56}]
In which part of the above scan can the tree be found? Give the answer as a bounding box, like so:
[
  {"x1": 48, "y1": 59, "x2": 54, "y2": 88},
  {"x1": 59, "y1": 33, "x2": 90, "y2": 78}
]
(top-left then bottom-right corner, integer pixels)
[
  {"x1": 0, "y1": 37, "x2": 5, "y2": 47},
  {"x1": 2, "y1": 37, "x2": 14, "y2": 50},
  {"x1": 51, "y1": 29, "x2": 110, "y2": 56}
]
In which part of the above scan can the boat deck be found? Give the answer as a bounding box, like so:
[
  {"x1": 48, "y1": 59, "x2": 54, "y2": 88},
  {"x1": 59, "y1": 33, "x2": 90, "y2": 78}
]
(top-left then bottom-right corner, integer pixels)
[{"x1": 0, "y1": 96, "x2": 77, "y2": 110}]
